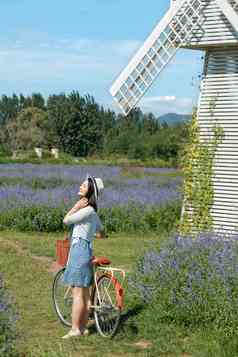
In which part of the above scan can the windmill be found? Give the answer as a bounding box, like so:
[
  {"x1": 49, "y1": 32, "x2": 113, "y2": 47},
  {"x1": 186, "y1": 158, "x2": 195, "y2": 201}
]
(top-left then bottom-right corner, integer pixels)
[{"x1": 110, "y1": 0, "x2": 238, "y2": 235}]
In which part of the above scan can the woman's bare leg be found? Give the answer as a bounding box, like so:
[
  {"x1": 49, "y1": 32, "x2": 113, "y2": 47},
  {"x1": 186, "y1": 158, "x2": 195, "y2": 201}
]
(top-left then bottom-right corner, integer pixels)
[
  {"x1": 71, "y1": 287, "x2": 90, "y2": 332},
  {"x1": 71, "y1": 287, "x2": 83, "y2": 331},
  {"x1": 79, "y1": 287, "x2": 90, "y2": 331}
]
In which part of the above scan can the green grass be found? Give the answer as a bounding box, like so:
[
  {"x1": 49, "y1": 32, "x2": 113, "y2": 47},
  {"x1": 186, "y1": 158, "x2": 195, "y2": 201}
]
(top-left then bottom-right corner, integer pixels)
[
  {"x1": 0, "y1": 230, "x2": 234, "y2": 357},
  {"x1": 0, "y1": 155, "x2": 177, "y2": 168},
  {"x1": 0, "y1": 230, "x2": 158, "y2": 270},
  {"x1": 0, "y1": 230, "x2": 160, "y2": 356}
]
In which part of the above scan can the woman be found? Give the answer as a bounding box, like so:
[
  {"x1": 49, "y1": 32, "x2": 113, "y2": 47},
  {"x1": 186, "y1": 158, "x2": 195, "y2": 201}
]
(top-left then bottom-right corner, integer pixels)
[{"x1": 62, "y1": 174, "x2": 104, "y2": 339}]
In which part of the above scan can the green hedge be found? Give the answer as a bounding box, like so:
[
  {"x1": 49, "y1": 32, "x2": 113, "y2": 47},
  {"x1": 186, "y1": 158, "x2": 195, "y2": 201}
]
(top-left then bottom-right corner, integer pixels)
[{"x1": 0, "y1": 201, "x2": 181, "y2": 234}]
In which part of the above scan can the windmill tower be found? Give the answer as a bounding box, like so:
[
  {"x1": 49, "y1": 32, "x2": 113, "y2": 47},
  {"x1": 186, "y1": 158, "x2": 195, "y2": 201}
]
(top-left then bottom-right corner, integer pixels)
[{"x1": 110, "y1": 0, "x2": 238, "y2": 235}]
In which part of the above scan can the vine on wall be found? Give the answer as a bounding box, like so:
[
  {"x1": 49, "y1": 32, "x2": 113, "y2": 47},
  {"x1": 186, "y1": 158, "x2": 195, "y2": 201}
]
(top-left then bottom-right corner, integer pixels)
[{"x1": 179, "y1": 111, "x2": 224, "y2": 236}]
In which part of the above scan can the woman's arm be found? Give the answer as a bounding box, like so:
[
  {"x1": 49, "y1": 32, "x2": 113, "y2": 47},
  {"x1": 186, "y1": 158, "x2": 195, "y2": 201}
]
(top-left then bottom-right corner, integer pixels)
[{"x1": 63, "y1": 198, "x2": 89, "y2": 225}]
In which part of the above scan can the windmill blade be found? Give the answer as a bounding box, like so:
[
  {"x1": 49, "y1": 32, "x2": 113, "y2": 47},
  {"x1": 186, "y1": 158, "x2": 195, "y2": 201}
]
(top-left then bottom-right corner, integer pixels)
[
  {"x1": 216, "y1": 0, "x2": 238, "y2": 32},
  {"x1": 110, "y1": 0, "x2": 204, "y2": 115}
]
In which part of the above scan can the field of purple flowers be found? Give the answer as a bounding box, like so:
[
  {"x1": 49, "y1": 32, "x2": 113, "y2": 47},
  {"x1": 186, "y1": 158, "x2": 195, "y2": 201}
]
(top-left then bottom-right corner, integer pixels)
[
  {"x1": 0, "y1": 164, "x2": 182, "y2": 212},
  {"x1": 130, "y1": 233, "x2": 238, "y2": 351},
  {"x1": 0, "y1": 274, "x2": 18, "y2": 356}
]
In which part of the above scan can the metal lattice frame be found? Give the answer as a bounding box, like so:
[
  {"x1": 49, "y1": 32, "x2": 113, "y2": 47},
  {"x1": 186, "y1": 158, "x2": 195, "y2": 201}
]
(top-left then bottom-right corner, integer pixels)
[
  {"x1": 216, "y1": 0, "x2": 238, "y2": 32},
  {"x1": 228, "y1": 0, "x2": 238, "y2": 12},
  {"x1": 110, "y1": 0, "x2": 204, "y2": 115}
]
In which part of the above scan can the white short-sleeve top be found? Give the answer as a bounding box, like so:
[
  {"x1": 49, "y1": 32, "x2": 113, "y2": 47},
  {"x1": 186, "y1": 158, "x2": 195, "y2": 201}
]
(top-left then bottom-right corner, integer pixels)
[{"x1": 63, "y1": 206, "x2": 103, "y2": 245}]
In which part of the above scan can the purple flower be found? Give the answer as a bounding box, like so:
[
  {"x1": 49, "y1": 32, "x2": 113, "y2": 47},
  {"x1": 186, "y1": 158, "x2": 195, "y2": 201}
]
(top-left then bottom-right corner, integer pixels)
[
  {"x1": 130, "y1": 232, "x2": 238, "y2": 321},
  {"x1": 0, "y1": 163, "x2": 182, "y2": 211}
]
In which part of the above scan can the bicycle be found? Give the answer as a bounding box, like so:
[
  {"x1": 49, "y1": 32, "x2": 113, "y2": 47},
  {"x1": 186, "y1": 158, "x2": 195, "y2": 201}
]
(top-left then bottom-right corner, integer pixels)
[{"x1": 52, "y1": 248, "x2": 126, "y2": 338}]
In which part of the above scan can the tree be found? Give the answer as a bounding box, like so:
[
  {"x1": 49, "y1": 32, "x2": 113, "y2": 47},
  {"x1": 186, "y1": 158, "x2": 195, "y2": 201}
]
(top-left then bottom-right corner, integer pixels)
[
  {"x1": 0, "y1": 94, "x2": 20, "y2": 126},
  {"x1": 0, "y1": 93, "x2": 46, "y2": 128},
  {"x1": 5, "y1": 107, "x2": 48, "y2": 151},
  {"x1": 47, "y1": 92, "x2": 105, "y2": 156}
]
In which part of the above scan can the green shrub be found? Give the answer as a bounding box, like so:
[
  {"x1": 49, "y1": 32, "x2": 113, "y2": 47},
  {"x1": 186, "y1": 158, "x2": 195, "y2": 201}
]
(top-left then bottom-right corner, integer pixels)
[
  {"x1": 0, "y1": 207, "x2": 64, "y2": 232},
  {"x1": 0, "y1": 155, "x2": 177, "y2": 167},
  {"x1": 0, "y1": 201, "x2": 181, "y2": 234}
]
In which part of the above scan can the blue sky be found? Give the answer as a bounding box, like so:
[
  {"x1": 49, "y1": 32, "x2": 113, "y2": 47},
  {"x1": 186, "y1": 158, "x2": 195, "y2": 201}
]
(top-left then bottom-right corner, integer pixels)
[{"x1": 0, "y1": 0, "x2": 204, "y2": 115}]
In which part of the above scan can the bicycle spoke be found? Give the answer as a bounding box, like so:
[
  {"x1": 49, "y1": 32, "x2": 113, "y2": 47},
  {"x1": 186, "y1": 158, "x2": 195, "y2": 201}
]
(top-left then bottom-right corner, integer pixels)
[
  {"x1": 52, "y1": 268, "x2": 72, "y2": 327},
  {"x1": 93, "y1": 274, "x2": 121, "y2": 337}
]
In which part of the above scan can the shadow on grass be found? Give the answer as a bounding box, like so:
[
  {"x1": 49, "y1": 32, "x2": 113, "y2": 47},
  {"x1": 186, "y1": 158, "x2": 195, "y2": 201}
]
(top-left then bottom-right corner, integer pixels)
[
  {"x1": 119, "y1": 303, "x2": 145, "y2": 336},
  {"x1": 88, "y1": 304, "x2": 145, "y2": 338}
]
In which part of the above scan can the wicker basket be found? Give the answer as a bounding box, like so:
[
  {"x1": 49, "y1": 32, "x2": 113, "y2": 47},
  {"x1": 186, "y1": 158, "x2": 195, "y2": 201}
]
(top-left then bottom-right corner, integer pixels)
[{"x1": 56, "y1": 239, "x2": 70, "y2": 266}]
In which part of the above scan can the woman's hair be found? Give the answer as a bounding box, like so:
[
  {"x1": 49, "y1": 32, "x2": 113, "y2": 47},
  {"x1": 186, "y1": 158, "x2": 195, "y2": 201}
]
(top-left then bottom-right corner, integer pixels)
[{"x1": 85, "y1": 177, "x2": 98, "y2": 212}]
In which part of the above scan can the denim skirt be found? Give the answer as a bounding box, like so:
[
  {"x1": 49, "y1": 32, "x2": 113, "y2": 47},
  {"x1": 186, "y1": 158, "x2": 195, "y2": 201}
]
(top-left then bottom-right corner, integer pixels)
[{"x1": 62, "y1": 238, "x2": 93, "y2": 287}]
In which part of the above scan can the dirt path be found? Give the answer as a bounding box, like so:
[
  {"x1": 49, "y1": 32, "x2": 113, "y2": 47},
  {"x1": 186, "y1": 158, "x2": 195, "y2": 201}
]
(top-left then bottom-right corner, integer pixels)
[{"x1": 0, "y1": 236, "x2": 61, "y2": 274}]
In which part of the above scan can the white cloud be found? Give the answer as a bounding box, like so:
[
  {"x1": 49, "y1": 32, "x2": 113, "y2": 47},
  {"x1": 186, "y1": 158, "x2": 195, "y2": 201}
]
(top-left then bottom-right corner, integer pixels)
[
  {"x1": 0, "y1": 38, "x2": 141, "y2": 82},
  {"x1": 142, "y1": 95, "x2": 176, "y2": 104},
  {"x1": 57, "y1": 38, "x2": 141, "y2": 58},
  {"x1": 111, "y1": 40, "x2": 141, "y2": 56},
  {"x1": 140, "y1": 95, "x2": 193, "y2": 115},
  {"x1": 0, "y1": 36, "x2": 200, "y2": 115},
  {"x1": 108, "y1": 95, "x2": 194, "y2": 116}
]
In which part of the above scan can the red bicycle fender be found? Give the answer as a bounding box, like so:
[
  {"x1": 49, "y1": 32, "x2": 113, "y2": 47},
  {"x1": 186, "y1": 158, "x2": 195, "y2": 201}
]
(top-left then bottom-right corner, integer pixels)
[{"x1": 107, "y1": 274, "x2": 124, "y2": 310}]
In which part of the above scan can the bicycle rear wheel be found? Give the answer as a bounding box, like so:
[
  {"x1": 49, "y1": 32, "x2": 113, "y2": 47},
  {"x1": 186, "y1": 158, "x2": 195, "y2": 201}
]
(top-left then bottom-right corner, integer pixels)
[
  {"x1": 93, "y1": 274, "x2": 121, "y2": 338},
  {"x1": 52, "y1": 268, "x2": 72, "y2": 327}
]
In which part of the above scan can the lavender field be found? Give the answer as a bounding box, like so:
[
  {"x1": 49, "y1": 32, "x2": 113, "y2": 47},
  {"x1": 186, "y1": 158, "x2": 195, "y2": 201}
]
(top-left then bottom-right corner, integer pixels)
[{"x1": 0, "y1": 164, "x2": 183, "y2": 212}]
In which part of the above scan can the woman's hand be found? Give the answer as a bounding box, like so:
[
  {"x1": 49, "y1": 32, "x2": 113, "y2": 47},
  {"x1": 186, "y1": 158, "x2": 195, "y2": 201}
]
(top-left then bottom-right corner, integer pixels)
[
  {"x1": 63, "y1": 197, "x2": 88, "y2": 225},
  {"x1": 73, "y1": 197, "x2": 88, "y2": 211}
]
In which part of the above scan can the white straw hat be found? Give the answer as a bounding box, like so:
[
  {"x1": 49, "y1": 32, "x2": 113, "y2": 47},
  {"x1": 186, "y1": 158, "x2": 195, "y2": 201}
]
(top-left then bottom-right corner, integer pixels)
[{"x1": 86, "y1": 174, "x2": 104, "y2": 200}]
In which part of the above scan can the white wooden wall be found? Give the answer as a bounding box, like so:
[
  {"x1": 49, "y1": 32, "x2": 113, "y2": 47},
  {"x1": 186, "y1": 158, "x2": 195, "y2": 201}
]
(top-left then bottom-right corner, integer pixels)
[
  {"x1": 184, "y1": 0, "x2": 238, "y2": 48},
  {"x1": 197, "y1": 47, "x2": 238, "y2": 234}
]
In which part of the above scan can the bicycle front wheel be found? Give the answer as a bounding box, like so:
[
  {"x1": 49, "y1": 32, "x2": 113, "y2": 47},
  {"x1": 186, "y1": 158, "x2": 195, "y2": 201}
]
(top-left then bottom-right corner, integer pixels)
[
  {"x1": 93, "y1": 274, "x2": 121, "y2": 338},
  {"x1": 52, "y1": 268, "x2": 72, "y2": 327}
]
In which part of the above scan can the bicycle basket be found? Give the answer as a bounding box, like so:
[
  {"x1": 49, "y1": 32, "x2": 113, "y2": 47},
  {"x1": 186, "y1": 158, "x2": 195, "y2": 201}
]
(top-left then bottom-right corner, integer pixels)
[{"x1": 56, "y1": 239, "x2": 70, "y2": 266}]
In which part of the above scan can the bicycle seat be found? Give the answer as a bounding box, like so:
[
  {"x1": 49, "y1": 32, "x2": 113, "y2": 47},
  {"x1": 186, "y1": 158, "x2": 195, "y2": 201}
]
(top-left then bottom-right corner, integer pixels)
[{"x1": 91, "y1": 256, "x2": 111, "y2": 266}]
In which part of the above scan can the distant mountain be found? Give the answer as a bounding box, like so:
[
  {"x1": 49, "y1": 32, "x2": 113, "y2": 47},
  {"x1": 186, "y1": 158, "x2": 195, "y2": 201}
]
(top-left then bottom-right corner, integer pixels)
[{"x1": 159, "y1": 113, "x2": 191, "y2": 125}]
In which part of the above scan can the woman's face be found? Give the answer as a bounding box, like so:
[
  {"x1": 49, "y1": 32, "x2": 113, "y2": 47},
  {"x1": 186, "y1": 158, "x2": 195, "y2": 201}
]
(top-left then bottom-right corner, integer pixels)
[{"x1": 78, "y1": 180, "x2": 89, "y2": 197}]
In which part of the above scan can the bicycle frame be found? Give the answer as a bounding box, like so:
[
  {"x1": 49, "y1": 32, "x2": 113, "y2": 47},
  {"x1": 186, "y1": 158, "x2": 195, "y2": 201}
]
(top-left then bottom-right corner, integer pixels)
[
  {"x1": 61, "y1": 265, "x2": 126, "y2": 311},
  {"x1": 90, "y1": 266, "x2": 126, "y2": 310}
]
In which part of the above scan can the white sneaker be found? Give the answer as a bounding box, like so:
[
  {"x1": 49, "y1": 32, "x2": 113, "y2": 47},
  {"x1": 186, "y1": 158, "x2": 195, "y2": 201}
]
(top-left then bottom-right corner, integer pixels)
[
  {"x1": 81, "y1": 328, "x2": 89, "y2": 336},
  {"x1": 62, "y1": 329, "x2": 81, "y2": 339}
]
